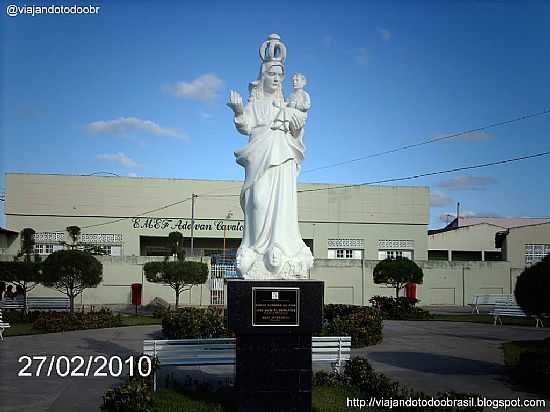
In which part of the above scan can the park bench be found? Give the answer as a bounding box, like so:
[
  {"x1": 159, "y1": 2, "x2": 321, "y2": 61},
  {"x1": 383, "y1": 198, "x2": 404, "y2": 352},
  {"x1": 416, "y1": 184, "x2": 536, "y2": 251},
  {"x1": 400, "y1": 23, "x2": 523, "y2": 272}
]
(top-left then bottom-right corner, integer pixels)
[
  {"x1": 143, "y1": 336, "x2": 351, "y2": 391},
  {"x1": 0, "y1": 296, "x2": 70, "y2": 312},
  {"x1": 0, "y1": 309, "x2": 10, "y2": 341},
  {"x1": 469, "y1": 294, "x2": 511, "y2": 314},
  {"x1": 490, "y1": 296, "x2": 545, "y2": 328},
  {"x1": 0, "y1": 298, "x2": 25, "y2": 310},
  {"x1": 26, "y1": 297, "x2": 70, "y2": 311}
]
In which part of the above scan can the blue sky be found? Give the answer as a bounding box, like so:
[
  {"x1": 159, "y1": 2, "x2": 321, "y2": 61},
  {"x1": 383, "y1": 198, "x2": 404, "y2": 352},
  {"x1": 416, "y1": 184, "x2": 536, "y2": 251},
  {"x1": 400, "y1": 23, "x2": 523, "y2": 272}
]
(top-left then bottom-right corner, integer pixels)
[{"x1": 1, "y1": 0, "x2": 549, "y2": 228}]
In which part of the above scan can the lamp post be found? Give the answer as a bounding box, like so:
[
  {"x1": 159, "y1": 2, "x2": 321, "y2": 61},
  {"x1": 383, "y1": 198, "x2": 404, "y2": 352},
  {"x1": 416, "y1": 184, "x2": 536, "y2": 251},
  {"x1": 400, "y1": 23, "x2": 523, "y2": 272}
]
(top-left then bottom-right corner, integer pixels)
[{"x1": 223, "y1": 210, "x2": 234, "y2": 259}]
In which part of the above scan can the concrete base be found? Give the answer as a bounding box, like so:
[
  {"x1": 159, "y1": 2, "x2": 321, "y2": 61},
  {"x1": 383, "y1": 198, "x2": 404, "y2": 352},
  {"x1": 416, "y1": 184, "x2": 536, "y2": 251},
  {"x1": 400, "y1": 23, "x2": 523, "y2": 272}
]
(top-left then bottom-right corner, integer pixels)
[{"x1": 227, "y1": 280, "x2": 324, "y2": 412}]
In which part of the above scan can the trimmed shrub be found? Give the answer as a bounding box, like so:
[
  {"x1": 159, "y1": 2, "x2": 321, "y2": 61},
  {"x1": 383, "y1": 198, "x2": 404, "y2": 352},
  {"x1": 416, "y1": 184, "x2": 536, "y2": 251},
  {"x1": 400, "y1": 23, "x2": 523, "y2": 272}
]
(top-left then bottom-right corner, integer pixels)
[
  {"x1": 32, "y1": 309, "x2": 121, "y2": 333},
  {"x1": 369, "y1": 296, "x2": 432, "y2": 320},
  {"x1": 514, "y1": 351, "x2": 550, "y2": 394},
  {"x1": 2, "y1": 309, "x2": 45, "y2": 324},
  {"x1": 102, "y1": 376, "x2": 153, "y2": 412},
  {"x1": 514, "y1": 255, "x2": 550, "y2": 318},
  {"x1": 162, "y1": 307, "x2": 230, "y2": 339},
  {"x1": 314, "y1": 357, "x2": 482, "y2": 412},
  {"x1": 322, "y1": 304, "x2": 383, "y2": 347},
  {"x1": 506, "y1": 339, "x2": 550, "y2": 395}
]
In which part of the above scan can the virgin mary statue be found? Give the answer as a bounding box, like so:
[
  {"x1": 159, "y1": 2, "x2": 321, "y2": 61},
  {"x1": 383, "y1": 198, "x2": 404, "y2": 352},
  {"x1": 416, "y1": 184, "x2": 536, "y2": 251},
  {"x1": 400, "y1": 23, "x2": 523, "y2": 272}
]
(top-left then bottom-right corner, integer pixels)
[{"x1": 227, "y1": 33, "x2": 314, "y2": 279}]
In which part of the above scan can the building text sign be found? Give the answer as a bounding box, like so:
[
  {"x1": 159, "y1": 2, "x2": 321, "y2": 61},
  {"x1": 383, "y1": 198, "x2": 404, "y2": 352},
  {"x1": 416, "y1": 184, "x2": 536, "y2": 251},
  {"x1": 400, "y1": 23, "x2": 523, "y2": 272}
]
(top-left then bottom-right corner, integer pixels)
[
  {"x1": 252, "y1": 287, "x2": 300, "y2": 327},
  {"x1": 131, "y1": 218, "x2": 243, "y2": 233}
]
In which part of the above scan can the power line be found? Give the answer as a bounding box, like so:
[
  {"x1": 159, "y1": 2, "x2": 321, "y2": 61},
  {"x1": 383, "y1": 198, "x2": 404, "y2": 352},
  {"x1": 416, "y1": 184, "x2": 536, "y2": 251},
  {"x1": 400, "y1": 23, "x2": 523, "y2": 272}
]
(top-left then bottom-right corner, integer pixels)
[
  {"x1": 297, "y1": 150, "x2": 550, "y2": 194},
  {"x1": 301, "y1": 108, "x2": 550, "y2": 174},
  {"x1": 199, "y1": 150, "x2": 550, "y2": 198},
  {"x1": 36, "y1": 149, "x2": 550, "y2": 232}
]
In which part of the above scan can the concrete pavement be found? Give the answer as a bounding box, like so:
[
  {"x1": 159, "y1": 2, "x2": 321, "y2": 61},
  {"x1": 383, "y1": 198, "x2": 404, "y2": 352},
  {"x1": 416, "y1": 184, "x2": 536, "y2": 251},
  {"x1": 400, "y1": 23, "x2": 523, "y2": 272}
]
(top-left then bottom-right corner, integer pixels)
[
  {"x1": 0, "y1": 325, "x2": 162, "y2": 412},
  {"x1": 1, "y1": 321, "x2": 549, "y2": 411},
  {"x1": 356, "y1": 320, "x2": 550, "y2": 411}
]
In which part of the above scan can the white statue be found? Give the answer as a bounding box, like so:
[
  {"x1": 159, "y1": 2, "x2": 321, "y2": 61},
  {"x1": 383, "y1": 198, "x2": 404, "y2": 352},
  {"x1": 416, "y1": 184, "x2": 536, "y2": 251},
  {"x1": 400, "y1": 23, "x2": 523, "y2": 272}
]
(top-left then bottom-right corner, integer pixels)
[{"x1": 227, "y1": 33, "x2": 314, "y2": 280}]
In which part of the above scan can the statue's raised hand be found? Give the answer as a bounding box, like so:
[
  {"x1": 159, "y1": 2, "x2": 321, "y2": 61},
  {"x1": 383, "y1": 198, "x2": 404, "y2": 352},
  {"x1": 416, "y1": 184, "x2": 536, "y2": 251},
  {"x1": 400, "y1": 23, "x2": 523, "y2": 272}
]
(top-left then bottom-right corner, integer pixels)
[{"x1": 227, "y1": 90, "x2": 244, "y2": 117}]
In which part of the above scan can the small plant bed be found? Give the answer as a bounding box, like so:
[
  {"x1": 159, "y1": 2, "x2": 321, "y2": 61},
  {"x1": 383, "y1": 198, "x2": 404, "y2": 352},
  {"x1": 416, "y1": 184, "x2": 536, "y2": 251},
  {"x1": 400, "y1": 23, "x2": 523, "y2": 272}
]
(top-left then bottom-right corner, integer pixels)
[
  {"x1": 369, "y1": 296, "x2": 432, "y2": 320},
  {"x1": 152, "y1": 389, "x2": 226, "y2": 412},
  {"x1": 502, "y1": 338, "x2": 550, "y2": 395},
  {"x1": 103, "y1": 357, "x2": 480, "y2": 412},
  {"x1": 322, "y1": 304, "x2": 383, "y2": 347},
  {"x1": 3, "y1": 312, "x2": 161, "y2": 337},
  {"x1": 150, "y1": 386, "x2": 375, "y2": 412},
  {"x1": 431, "y1": 314, "x2": 547, "y2": 327}
]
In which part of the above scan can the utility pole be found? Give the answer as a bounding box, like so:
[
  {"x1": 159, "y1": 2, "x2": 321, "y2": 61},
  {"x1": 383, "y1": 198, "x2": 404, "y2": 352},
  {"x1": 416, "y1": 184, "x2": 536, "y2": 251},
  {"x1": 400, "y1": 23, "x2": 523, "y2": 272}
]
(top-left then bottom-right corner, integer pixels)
[{"x1": 190, "y1": 193, "x2": 197, "y2": 256}]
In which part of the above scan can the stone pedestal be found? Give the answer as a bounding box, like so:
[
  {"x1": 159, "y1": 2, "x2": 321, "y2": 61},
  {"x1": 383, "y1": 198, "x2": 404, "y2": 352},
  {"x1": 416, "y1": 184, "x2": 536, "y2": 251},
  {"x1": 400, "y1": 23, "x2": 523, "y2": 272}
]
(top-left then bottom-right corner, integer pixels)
[{"x1": 227, "y1": 280, "x2": 324, "y2": 412}]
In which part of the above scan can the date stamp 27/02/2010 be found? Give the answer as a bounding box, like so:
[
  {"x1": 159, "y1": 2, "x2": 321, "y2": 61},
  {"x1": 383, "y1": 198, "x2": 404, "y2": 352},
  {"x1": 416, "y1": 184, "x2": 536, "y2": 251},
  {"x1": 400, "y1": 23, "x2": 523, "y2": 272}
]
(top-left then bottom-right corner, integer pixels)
[{"x1": 17, "y1": 355, "x2": 152, "y2": 378}]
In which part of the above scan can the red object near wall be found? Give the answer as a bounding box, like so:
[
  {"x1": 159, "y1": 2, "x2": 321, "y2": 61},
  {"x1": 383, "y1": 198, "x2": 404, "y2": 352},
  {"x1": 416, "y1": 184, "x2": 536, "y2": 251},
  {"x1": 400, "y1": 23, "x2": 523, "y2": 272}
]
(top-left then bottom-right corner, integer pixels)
[
  {"x1": 131, "y1": 283, "x2": 142, "y2": 305},
  {"x1": 405, "y1": 282, "x2": 417, "y2": 300}
]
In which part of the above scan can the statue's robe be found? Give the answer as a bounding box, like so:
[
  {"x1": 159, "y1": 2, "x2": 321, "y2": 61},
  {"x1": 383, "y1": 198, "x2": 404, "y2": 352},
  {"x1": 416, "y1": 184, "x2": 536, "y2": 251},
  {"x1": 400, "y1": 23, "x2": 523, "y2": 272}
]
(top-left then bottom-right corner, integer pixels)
[{"x1": 233, "y1": 99, "x2": 313, "y2": 279}]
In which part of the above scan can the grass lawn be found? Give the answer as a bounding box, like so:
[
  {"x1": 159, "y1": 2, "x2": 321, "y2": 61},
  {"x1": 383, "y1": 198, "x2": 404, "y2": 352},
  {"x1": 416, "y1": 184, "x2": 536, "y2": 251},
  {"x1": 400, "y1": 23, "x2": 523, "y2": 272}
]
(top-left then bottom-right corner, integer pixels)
[
  {"x1": 151, "y1": 386, "x2": 377, "y2": 412},
  {"x1": 430, "y1": 313, "x2": 545, "y2": 327},
  {"x1": 4, "y1": 314, "x2": 161, "y2": 337},
  {"x1": 502, "y1": 337, "x2": 550, "y2": 366}
]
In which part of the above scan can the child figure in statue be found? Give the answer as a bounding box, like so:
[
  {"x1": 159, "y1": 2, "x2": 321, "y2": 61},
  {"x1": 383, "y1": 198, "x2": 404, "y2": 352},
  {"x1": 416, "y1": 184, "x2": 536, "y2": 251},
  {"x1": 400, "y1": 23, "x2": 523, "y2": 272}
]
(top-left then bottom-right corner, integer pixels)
[{"x1": 286, "y1": 73, "x2": 311, "y2": 114}]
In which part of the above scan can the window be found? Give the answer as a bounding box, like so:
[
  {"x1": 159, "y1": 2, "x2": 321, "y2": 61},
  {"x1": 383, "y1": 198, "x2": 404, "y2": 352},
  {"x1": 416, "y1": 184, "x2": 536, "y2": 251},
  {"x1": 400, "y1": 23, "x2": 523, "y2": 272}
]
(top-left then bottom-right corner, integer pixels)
[
  {"x1": 525, "y1": 244, "x2": 550, "y2": 266},
  {"x1": 34, "y1": 243, "x2": 57, "y2": 255},
  {"x1": 378, "y1": 250, "x2": 413, "y2": 260},
  {"x1": 335, "y1": 249, "x2": 353, "y2": 259},
  {"x1": 328, "y1": 239, "x2": 364, "y2": 260}
]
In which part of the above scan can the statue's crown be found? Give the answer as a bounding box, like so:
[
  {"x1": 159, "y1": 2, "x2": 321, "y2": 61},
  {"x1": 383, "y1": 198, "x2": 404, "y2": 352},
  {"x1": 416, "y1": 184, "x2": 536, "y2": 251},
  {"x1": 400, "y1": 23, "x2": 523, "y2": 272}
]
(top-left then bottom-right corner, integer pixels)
[{"x1": 259, "y1": 33, "x2": 287, "y2": 64}]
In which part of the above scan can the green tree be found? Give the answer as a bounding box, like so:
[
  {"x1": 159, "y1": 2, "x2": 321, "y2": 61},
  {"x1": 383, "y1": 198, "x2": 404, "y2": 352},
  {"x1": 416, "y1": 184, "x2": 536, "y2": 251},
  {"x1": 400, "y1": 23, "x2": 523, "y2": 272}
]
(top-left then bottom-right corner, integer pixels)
[
  {"x1": 0, "y1": 228, "x2": 42, "y2": 312},
  {"x1": 514, "y1": 255, "x2": 550, "y2": 318},
  {"x1": 167, "y1": 231, "x2": 186, "y2": 261},
  {"x1": 0, "y1": 261, "x2": 42, "y2": 311},
  {"x1": 373, "y1": 257, "x2": 423, "y2": 298},
  {"x1": 16, "y1": 227, "x2": 40, "y2": 263},
  {"x1": 42, "y1": 250, "x2": 103, "y2": 312},
  {"x1": 63, "y1": 226, "x2": 109, "y2": 255},
  {"x1": 143, "y1": 234, "x2": 207, "y2": 308}
]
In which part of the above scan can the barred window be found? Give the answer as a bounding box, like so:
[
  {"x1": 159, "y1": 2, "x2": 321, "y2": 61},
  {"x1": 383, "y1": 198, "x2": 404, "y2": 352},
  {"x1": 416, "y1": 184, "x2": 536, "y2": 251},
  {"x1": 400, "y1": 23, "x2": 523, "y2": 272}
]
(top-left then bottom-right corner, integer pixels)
[
  {"x1": 35, "y1": 243, "x2": 58, "y2": 255},
  {"x1": 378, "y1": 250, "x2": 413, "y2": 260},
  {"x1": 335, "y1": 249, "x2": 353, "y2": 259},
  {"x1": 525, "y1": 244, "x2": 550, "y2": 266}
]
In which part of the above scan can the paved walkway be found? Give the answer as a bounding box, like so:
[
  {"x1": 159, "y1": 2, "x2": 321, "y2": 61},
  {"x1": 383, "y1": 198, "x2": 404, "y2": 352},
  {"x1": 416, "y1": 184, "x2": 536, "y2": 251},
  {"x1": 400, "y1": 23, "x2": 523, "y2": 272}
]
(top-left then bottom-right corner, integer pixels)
[
  {"x1": 1, "y1": 321, "x2": 549, "y2": 411},
  {"x1": 356, "y1": 321, "x2": 550, "y2": 411},
  {"x1": 0, "y1": 325, "x2": 162, "y2": 412}
]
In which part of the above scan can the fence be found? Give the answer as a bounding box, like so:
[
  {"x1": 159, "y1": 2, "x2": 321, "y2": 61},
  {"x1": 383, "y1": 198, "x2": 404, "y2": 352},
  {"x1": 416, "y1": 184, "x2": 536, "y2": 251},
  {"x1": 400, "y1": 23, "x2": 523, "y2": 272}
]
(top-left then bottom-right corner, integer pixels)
[{"x1": 209, "y1": 264, "x2": 238, "y2": 305}]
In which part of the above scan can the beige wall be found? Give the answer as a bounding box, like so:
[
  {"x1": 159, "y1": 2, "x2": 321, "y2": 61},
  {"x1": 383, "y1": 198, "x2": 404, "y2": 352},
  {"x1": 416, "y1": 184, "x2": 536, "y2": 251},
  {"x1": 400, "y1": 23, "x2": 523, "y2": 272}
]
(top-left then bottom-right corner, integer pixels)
[
  {"x1": 311, "y1": 259, "x2": 513, "y2": 307},
  {"x1": 1, "y1": 254, "x2": 514, "y2": 307},
  {"x1": 502, "y1": 223, "x2": 550, "y2": 267},
  {"x1": 4, "y1": 173, "x2": 429, "y2": 260},
  {"x1": 428, "y1": 224, "x2": 502, "y2": 254}
]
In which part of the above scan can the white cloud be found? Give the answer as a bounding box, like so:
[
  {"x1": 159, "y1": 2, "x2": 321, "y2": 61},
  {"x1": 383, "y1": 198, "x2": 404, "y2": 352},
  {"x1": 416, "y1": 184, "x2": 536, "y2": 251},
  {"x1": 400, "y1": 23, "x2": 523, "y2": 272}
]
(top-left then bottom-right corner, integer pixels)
[
  {"x1": 96, "y1": 153, "x2": 139, "y2": 168},
  {"x1": 355, "y1": 48, "x2": 368, "y2": 65},
  {"x1": 436, "y1": 175, "x2": 497, "y2": 191},
  {"x1": 162, "y1": 73, "x2": 224, "y2": 102},
  {"x1": 200, "y1": 112, "x2": 214, "y2": 119},
  {"x1": 87, "y1": 117, "x2": 186, "y2": 140},
  {"x1": 430, "y1": 191, "x2": 454, "y2": 207},
  {"x1": 377, "y1": 27, "x2": 392, "y2": 42}
]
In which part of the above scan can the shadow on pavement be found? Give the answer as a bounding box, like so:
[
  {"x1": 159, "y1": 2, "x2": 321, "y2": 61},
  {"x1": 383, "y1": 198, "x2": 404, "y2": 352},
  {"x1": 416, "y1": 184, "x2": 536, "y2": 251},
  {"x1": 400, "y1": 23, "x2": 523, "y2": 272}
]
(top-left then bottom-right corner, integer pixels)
[{"x1": 367, "y1": 351, "x2": 503, "y2": 375}]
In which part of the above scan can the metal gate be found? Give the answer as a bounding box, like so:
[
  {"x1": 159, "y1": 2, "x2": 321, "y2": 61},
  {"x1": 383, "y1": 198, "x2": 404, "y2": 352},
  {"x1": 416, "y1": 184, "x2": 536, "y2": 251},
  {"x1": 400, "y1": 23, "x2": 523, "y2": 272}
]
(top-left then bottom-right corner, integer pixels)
[{"x1": 209, "y1": 264, "x2": 238, "y2": 305}]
